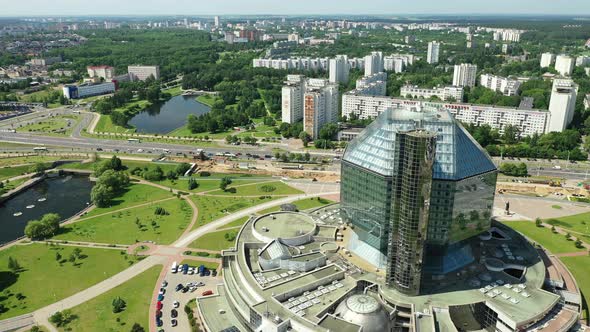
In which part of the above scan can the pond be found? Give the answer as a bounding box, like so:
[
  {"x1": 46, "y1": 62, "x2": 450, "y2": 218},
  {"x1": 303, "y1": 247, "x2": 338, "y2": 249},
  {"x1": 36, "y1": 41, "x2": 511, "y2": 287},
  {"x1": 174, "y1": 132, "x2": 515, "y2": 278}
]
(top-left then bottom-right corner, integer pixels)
[
  {"x1": 128, "y1": 95, "x2": 211, "y2": 134},
  {"x1": 0, "y1": 174, "x2": 93, "y2": 245}
]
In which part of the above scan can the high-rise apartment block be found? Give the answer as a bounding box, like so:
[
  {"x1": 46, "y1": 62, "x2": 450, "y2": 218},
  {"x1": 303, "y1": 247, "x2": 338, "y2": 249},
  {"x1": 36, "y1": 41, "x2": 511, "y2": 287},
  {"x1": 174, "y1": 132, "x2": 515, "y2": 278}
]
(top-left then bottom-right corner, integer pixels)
[
  {"x1": 400, "y1": 85, "x2": 464, "y2": 101},
  {"x1": 128, "y1": 65, "x2": 160, "y2": 81},
  {"x1": 329, "y1": 55, "x2": 350, "y2": 84},
  {"x1": 547, "y1": 79, "x2": 578, "y2": 132},
  {"x1": 303, "y1": 79, "x2": 339, "y2": 139},
  {"x1": 281, "y1": 75, "x2": 306, "y2": 124},
  {"x1": 384, "y1": 54, "x2": 415, "y2": 73},
  {"x1": 480, "y1": 74, "x2": 521, "y2": 96},
  {"x1": 540, "y1": 52, "x2": 555, "y2": 68},
  {"x1": 452, "y1": 64, "x2": 477, "y2": 87},
  {"x1": 354, "y1": 72, "x2": 387, "y2": 96},
  {"x1": 555, "y1": 55, "x2": 575, "y2": 76},
  {"x1": 87, "y1": 66, "x2": 115, "y2": 81},
  {"x1": 427, "y1": 41, "x2": 440, "y2": 64},
  {"x1": 364, "y1": 51, "x2": 384, "y2": 76}
]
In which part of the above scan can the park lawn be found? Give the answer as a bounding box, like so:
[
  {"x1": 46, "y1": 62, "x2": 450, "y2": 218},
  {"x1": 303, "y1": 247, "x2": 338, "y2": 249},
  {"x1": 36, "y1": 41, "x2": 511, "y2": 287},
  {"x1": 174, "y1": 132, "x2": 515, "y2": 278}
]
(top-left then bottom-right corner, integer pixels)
[
  {"x1": 94, "y1": 113, "x2": 135, "y2": 134},
  {"x1": 190, "y1": 195, "x2": 277, "y2": 230},
  {"x1": 54, "y1": 198, "x2": 192, "y2": 245},
  {"x1": 0, "y1": 243, "x2": 141, "y2": 320},
  {"x1": 208, "y1": 181, "x2": 302, "y2": 196},
  {"x1": 502, "y1": 221, "x2": 585, "y2": 254},
  {"x1": 56, "y1": 160, "x2": 97, "y2": 171},
  {"x1": 257, "y1": 197, "x2": 335, "y2": 215},
  {"x1": 0, "y1": 156, "x2": 69, "y2": 167},
  {"x1": 0, "y1": 164, "x2": 34, "y2": 181},
  {"x1": 157, "y1": 176, "x2": 271, "y2": 193},
  {"x1": 195, "y1": 94, "x2": 216, "y2": 107},
  {"x1": 83, "y1": 183, "x2": 173, "y2": 217},
  {"x1": 561, "y1": 256, "x2": 590, "y2": 320},
  {"x1": 545, "y1": 212, "x2": 590, "y2": 237},
  {"x1": 189, "y1": 229, "x2": 239, "y2": 251},
  {"x1": 16, "y1": 114, "x2": 81, "y2": 136},
  {"x1": 55, "y1": 265, "x2": 160, "y2": 332},
  {"x1": 0, "y1": 177, "x2": 29, "y2": 195},
  {"x1": 215, "y1": 216, "x2": 250, "y2": 230}
]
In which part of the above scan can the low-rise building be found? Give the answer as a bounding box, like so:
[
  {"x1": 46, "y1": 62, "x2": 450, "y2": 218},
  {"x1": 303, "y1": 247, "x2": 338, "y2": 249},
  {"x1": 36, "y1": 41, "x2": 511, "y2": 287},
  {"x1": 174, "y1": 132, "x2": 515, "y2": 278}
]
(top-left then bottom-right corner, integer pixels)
[
  {"x1": 87, "y1": 65, "x2": 115, "y2": 81},
  {"x1": 400, "y1": 85, "x2": 464, "y2": 101},
  {"x1": 128, "y1": 65, "x2": 160, "y2": 81},
  {"x1": 480, "y1": 74, "x2": 521, "y2": 96},
  {"x1": 62, "y1": 82, "x2": 116, "y2": 99},
  {"x1": 354, "y1": 72, "x2": 387, "y2": 96}
]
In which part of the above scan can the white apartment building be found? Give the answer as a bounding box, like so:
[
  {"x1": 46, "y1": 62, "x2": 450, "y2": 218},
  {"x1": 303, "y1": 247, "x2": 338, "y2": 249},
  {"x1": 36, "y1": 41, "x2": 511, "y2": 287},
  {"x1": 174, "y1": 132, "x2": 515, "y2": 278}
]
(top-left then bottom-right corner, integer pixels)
[
  {"x1": 364, "y1": 52, "x2": 384, "y2": 76},
  {"x1": 547, "y1": 79, "x2": 578, "y2": 133},
  {"x1": 427, "y1": 41, "x2": 440, "y2": 64},
  {"x1": 453, "y1": 64, "x2": 477, "y2": 87},
  {"x1": 342, "y1": 93, "x2": 550, "y2": 137},
  {"x1": 400, "y1": 85, "x2": 464, "y2": 101},
  {"x1": 355, "y1": 72, "x2": 387, "y2": 96},
  {"x1": 63, "y1": 82, "x2": 116, "y2": 99},
  {"x1": 304, "y1": 79, "x2": 339, "y2": 139},
  {"x1": 480, "y1": 74, "x2": 521, "y2": 96},
  {"x1": 384, "y1": 54, "x2": 415, "y2": 73},
  {"x1": 281, "y1": 75, "x2": 306, "y2": 124},
  {"x1": 87, "y1": 66, "x2": 115, "y2": 81},
  {"x1": 127, "y1": 65, "x2": 160, "y2": 81},
  {"x1": 490, "y1": 29, "x2": 523, "y2": 42},
  {"x1": 555, "y1": 55, "x2": 575, "y2": 76},
  {"x1": 576, "y1": 56, "x2": 590, "y2": 67},
  {"x1": 329, "y1": 55, "x2": 350, "y2": 84},
  {"x1": 540, "y1": 53, "x2": 555, "y2": 68}
]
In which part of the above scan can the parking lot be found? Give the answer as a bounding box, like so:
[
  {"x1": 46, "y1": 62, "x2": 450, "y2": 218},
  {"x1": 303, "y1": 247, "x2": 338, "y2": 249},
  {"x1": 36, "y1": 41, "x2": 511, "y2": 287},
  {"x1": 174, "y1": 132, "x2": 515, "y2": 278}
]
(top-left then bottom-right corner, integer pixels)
[{"x1": 156, "y1": 262, "x2": 222, "y2": 331}]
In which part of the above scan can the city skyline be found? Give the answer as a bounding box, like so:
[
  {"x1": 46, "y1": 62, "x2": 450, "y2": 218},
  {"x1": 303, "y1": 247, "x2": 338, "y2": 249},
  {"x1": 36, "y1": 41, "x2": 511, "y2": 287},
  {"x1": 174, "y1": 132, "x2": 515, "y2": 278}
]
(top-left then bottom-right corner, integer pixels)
[{"x1": 1, "y1": 0, "x2": 590, "y2": 16}]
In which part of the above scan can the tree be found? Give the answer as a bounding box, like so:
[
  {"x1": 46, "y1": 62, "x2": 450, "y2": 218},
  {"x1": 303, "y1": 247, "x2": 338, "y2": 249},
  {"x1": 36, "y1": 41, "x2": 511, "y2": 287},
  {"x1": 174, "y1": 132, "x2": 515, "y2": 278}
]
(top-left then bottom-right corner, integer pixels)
[
  {"x1": 29, "y1": 163, "x2": 48, "y2": 175},
  {"x1": 8, "y1": 256, "x2": 21, "y2": 273},
  {"x1": 220, "y1": 177, "x2": 232, "y2": 191},
  {"x1": 188, "y1": 177, "x2": 198, "y2": 190},
  {"x1": 91, "y1": 183, "x2": 114, "y2": 208},
  {"x1": 55, "y1": 252, "x2": 62, "y2": 261},
  {"x1": 319, "y1": 123, "x2": 339, "y2": 140},
  {"x1": 112, "y1": 296, "x2": 127, "y2": 313},
  {"x1": 502, "y1": 125, "x2": 521, "y2": 145},
  {"x1": 575, "y1": 239, "x2": 584, "y2": 248},
  {"x1": 299, "y1": 131, "x2": 312, "y2": 147},
  {"x1": 130, "y1": 323, "x2": 145, "y2": 332},
  {"x1": 49, "y1": 311, "x2": 64, "y2": 327},
  {"x1": 535, "y1": 218, "x2": 542, "y2": 227},
  {"x1": 24, "y1": 213, "x2": 61, "y2": 239},
  {"x1": 175, "y1": 163, "x2": 191, "y2": 176}
]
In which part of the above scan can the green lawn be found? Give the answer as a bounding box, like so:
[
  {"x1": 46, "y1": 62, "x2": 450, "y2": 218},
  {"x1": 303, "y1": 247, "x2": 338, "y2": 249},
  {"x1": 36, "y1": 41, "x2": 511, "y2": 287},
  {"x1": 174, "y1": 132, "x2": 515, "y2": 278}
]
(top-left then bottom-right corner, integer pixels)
[
  {"x1": 195, "y1": 94, "x2": 216, "y2": 107},
  {"x1": 190, "y1": 195, "x2": 277, "y2": 230},
  {"x1": 0, "y1": 164, "x2": 35, "y2": 181},
  {"x1": 0, "y1": 243, "x2": 141, "y2": 320},
  {"x1": 215, "y1": 216, "x2": 250, "y2": 230},
  {"x1": 94, "y1": 114, "x2": 135, "y2": 134},
  {"x1": 180, "y1": 259, "x2": 219, "y2": 271},
  {"x1": 17, "y1": 115, "x2": 81, "y2": 136},
  {"x1": 55, "y1": 265, "x2": 161, "y2": 332},
  {"x1": 208, "y1": 181, "x2": 302, "y2": 196},
  {"x1": 545, "y1": 212, "x2": 590, "y2": 237},
  {"x1": 0, "y1": 156, "x2": 72, "y2": 167},
  {"x1": 83, "y1": 184, "x2": 173, "y2": 218},
  {"x1": 561, "y1": 256, "x2": 590, "y2": 320},
  {"x1": 502, "y1": 221, "x2": 585, "y2": 254},
  {"x1": 257, "y1": 197, "x2": 334, "y2": 215},
  {"x1": 54, "y1": 198, "x2": 193, "y2": 245},
  {"x1": 0, "y1": 177, "x2": 29, "y2": 195},
  {"x1": 189, "y1": 229, "x2": 239, "y2": 251},
  {"x1": 156, "y1": 177, "x2": 266, "y2": 193}
]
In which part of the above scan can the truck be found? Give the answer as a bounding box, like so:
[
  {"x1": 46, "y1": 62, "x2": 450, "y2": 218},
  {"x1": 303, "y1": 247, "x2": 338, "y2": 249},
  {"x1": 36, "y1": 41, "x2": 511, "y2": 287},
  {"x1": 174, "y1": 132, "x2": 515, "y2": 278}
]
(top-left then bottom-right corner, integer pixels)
[{"x1": 171, "y1": 261, "x2": 178, "y2": 273}]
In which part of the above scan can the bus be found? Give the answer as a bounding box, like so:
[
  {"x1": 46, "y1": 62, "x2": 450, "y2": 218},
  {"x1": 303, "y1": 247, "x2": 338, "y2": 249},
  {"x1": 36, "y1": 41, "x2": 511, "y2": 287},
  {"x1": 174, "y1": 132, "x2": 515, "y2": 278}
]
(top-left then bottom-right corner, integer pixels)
[
  {"x1": 127, "y1": 138, "x2": 141, "y2": 143},
  {"x1": 33, "y1": 147, "x2": 48, "y2": 152}
]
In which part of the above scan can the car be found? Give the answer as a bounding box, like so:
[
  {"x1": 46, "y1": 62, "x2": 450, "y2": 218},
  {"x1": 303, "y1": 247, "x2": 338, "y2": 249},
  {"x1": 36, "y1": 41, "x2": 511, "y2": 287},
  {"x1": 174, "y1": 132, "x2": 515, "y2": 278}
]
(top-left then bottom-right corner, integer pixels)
[
  {"x1": 159, "y1": 288, "x2": 166, "y2": 295},
  {"x1": 182, "y1": 286, "x2": 189, "y2": 293},
  {"x1": 156, "y1": 310, "x2": 162, "y2": 318},
  {"x1": 158, "y1": 329, "x2": 164, "y2": 332},
  {"x1": 171, "y1": 309, "x2": 178, "y2": 318},
  {"x1": 156, "y1": 319, "x2": 163, "y2": 327},
  {"x1": 212, "y1": 270, "x2": 217, "y2": 277},
  {"x1": 157, "y1": 294, "x2": 164, "y2": 301},
  {"x1": 96, "y1": 148, "x2": 103, "y2": 151},
  {"x1": 189, "y1": 286, "x2": 197, "y2": 293},
  {"x1": 171, "y1": 319, "x2": 177, "y2": 327},
  {"x1": 156, "y1": 301, "x2": 163, "y2": 310},
  {"x1": 161, "y1": 280, "x2": 168, "y2": 288},
  {"x1": 202, "y1": 290, "x2": 213, "y2": 296},
  {"x1": 175, "y1": 284, "x2": 183, "y2": 292},
  {"x1": 172, "y1": 300, "x2": 180, "y2": 308},
  {"x1": 196, "y1": 282, "x2": 205, "y2": 287}
]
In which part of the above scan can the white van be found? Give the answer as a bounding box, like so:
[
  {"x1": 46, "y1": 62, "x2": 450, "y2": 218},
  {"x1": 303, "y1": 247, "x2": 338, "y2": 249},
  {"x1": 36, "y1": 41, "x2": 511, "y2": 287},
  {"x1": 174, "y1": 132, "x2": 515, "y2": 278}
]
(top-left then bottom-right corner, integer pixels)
[{"x1": 171, "y1": 261, "x2": 178, "y2": 273}]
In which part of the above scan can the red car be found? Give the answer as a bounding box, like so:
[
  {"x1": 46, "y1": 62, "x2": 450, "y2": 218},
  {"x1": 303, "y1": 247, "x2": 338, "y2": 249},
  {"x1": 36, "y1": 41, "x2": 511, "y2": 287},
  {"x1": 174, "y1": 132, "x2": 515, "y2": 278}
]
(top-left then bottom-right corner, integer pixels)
[
  {"x1": 202, "y1": 290, "x2": 213, "y2": 296},
  {"x1": 155, "y1": 310, "x2": 162, "y2": 318},
  {"x1": 156, "y1": 301, "x2": 163, "y2": 310}
]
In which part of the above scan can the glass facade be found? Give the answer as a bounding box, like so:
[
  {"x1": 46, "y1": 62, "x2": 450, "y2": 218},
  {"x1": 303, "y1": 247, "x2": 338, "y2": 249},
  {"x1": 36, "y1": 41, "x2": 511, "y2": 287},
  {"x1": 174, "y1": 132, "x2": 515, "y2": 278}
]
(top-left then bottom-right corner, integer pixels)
[{"x1": 341, "y1": 107, "x2": 498, "y2": 295}]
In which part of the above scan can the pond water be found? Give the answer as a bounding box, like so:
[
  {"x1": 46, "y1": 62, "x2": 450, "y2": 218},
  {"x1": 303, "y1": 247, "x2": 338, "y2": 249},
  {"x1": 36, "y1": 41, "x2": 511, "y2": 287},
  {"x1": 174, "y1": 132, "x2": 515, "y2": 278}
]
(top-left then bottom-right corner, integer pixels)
[
  {"x1": 0, "y1": 174, "x2": 93, "y2": 245},
  {"x1": 128, "y1": 95, "x2": 211, "y2": 134}
]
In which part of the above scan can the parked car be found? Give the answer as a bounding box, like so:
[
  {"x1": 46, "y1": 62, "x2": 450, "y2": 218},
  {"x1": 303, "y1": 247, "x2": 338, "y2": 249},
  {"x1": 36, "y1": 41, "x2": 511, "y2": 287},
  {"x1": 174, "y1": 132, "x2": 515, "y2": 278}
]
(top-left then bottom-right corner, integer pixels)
[
  {"x1": 159, "y1": 288, "x2": 166, "y2": 295},
  {"x1": 156, "y1": 301, "x2": 163, "y2": 310},
  {"x1": 171, "y1": 309, "x2": 178, "y2": 318},
  {"x1": 172, "y1": 300, "x2": 180, "y2": 308},
  {"x1": 196, "y1": 282, "x2": 205, "y2": 287},
  {"x1": 156, "y1": 319, "x2": 163, "y2": 327},
  {"x1": 157, "y1": 294, "x2": 164, "y2": 301},
  {"x1": 161, "y1": 280, "x2": 168, "y2": 288},
  {"x1": 212, "y1": 270, "x2": 217, "y2": 277},
  {"x1": 182, "y1": 286, "x2": 189, "y2": 293},
  {"x1": 155, "y1": 310, "x2": 162, "y2": 318},
  {"x1": 175, "y1": 284, "x2": 183, "y2": 292},
  {"x1": 202, "y1": 290, "x2": 213, "y2": 296},
  {"x1": 171, "y1": 319, "x2": 177, "y2": 327}
]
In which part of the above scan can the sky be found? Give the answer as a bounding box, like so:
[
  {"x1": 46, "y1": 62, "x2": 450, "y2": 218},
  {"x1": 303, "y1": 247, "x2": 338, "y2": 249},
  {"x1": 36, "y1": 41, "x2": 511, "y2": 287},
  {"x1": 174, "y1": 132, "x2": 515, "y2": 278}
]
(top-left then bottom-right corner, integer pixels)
[{"x1": 1, "y1": 0, "x2": 589, "y2": 16}]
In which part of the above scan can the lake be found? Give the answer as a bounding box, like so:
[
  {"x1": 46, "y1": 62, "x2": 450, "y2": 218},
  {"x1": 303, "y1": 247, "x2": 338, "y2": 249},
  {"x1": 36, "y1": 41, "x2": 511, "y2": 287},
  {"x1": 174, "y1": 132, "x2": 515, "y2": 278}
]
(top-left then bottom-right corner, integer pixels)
[
  {"x1": 128, "y1": 95, "x2": 211, "y2": 134},
  {"x1": 0, "y1": 174, "x2": 93, "y2": 245}
]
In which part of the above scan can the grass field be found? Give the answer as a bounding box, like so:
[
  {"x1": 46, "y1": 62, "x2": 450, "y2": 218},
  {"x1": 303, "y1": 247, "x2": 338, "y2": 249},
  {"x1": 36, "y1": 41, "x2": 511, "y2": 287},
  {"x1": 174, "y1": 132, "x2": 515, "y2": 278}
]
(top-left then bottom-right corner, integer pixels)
[
  {"x1": 208, "y1": 181, "x2": 302, "y2": 196},
  {"x1": 215, "y1": 216, "x2": 250, "y2": 230},
  {"x1": 83, "y1": 184, "x2": 173, "y2": 218},
  {"x1": 195, "y1": 95, "x2": 216, "y2": 107},
  {"x1": 545, "y1": 212, "x2": 590, "y2": 237},
  {"x1": 55, "y1": 265, "x2": 161, "y2": 332},
  {"x1": 0, "y1": 155, "x2": 71, "y2": 167},
  {"x1": 257, "y1": 197, "x2": 334, "y2": 215},
  {"x1": 17, "y1": 114, "x2": 81, "y2": 136},
  {"x1": 189, "y1": 195, "x2": 277, "y2": 230},
  {"x1": 156, "y1": 176, "x2": 269, "y2": 193},
  {"x1": 561, "y1": 256, "x2": 590, "y2": 320},
  {"x1": 0, "y1": 164, "x2": 35, "y2": 181},
  {"x1": 502, "y1": 220, "x2": 585, "y2": 254},
  {"x1": 54, "y1": 198, "x2": 192, "y2": 245},
  {"x1": 189, "y1": 229, "x2": 238, "y2": 251},
  {"x1": 0, "y1": 243, "x2": 142, "y2": 320}
]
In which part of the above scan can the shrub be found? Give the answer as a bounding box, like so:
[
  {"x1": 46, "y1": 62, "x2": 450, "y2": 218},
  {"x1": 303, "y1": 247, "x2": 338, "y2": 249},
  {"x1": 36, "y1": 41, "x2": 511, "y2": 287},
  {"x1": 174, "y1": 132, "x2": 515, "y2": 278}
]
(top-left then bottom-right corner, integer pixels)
[
  {"x1": 259, "y1": 185, "x2": 276, "y2": 193},
  {"x1": 154, "y1": 207, "x2": 170, "y2": 216}
]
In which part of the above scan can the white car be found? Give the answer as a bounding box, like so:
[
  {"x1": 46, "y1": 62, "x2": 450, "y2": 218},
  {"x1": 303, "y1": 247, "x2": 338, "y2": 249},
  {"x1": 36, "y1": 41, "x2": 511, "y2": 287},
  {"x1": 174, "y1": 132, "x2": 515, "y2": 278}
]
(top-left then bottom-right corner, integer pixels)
[{"x1": 172, "y1": 301, "x2": 180, "y2": 308}]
